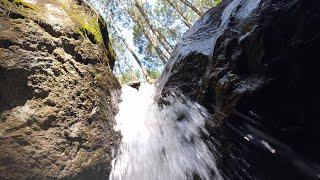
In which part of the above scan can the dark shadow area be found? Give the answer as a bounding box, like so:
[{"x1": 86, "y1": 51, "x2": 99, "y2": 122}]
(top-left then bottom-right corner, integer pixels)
[{"x1": 0, "y1": 67, "x2": 33, "y2": 112}]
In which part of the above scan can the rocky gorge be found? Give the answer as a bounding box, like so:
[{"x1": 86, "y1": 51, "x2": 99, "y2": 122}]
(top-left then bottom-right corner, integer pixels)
[{"x1": 1, "y1": 0, "x2": 320, "y2": 179}]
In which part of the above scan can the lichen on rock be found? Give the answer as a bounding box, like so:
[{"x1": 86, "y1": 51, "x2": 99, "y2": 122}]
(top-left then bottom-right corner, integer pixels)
[{"x1": 0, "y1": 0, "x2": 120, "y2": 179}]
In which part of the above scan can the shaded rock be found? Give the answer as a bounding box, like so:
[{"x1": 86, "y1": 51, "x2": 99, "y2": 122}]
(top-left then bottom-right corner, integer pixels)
[
  {"x1": 126, "y1": 81, "x2": 141, "y2": 90},
  {"x1": 159, "y1": 0, "x2": 320, "y2": 179},
  {"x1": 0, "y1": 0, "x2": 120, "y2": 179}
]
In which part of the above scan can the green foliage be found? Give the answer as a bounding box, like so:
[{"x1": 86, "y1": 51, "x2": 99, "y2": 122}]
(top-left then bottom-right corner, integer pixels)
[
  {"x1": 147, "y1": 70, "x2": 161, "y2": 80},
  {"x1": 215, "y1": 0, "x2": 223, "y2": 5},
  {"x1": 118, "y1": 68, "x2": 160, "y2": 85},
  {"x1": 96, "y1": 0, "x2": 222, "y2": 83},
  {"x1": 119, "y1": 69, "x2": 141, "y2": 84}
]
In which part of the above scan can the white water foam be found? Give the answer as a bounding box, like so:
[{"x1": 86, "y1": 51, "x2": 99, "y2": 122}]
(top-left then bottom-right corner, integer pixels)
[{"x1": 109, "y1": 84, "x2": 223, "y2": 180}]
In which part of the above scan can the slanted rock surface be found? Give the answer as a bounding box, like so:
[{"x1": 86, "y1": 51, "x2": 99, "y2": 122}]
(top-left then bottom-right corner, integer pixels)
[
  {"x1": 0, "y1": 0, "x2": 120, "y2": 179},
  {"x1": 159, "y1": 0, "x2": 320, "y2": 179}
]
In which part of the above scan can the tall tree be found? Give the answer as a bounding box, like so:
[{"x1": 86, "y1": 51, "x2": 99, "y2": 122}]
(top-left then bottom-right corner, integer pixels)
[
  {"x1": 178, "y1": 0, "x2": 203, "y2": 16},
  {"x1": 118, "y1": 1, "x2": 170, "y2": 63},
  {"x1": 133, "y1": 0, "x2": 173, "y2": 54},
  {"x1": 109, "y1": 14, "x2": 150, "y2": 82},
  {"x1": 165, "y1": 0, "x2": 192, "y2": 28},
  {"x1": 148, "y1": 13, "x2": 178, "y2": 38},
  {"x1": 141, "y1": 26, "x2": 169, "y2": 63},
  {"x1": 88, "y1": 0, "x2": 222, "y2": 82}
]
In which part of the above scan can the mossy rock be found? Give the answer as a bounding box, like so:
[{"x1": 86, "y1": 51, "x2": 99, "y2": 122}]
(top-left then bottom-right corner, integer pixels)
[{"x1": 0, "y1": 0, "x2": 120, "y2": 179}]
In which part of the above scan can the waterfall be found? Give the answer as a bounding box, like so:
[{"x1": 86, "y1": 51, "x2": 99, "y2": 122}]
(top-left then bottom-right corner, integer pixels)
[
  {"x1": 83, "y1": 0, "x2": 260, "y2": 179},
  {"x1": 81, "y1": 0, "x2": 320, "y2": 179},
  {"x1": 109, "y1": 84, "x2": 223, "y2": 180},
  {"x1": 80, "y1": 1, "x2": 225, "y2": 178}
]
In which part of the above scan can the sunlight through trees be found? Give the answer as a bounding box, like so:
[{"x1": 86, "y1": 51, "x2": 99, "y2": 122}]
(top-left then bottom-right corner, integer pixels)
[{"x1": 96, "y1": 0, "x2": 221, "y2": 84}]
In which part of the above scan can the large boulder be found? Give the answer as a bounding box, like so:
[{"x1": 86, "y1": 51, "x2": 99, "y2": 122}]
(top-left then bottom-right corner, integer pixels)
[
  {"x1": 159, "y1": 0, "x2": 320, "y2": 179},
  {"x1": 0, "y1": 0, "x2": 120, "y2": 179}
]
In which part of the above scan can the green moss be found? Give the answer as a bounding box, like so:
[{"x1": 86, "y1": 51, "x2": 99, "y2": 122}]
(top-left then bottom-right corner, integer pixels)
[
  {"x1": 2, "y1": 0, "x2": 103, "y2": 44},
  {"x1": 107, "y1": 41, "x2": 116, "y2": 57},
  {"x1": 77, "y1": 16, "x2": 102, "y2": 44},
  {"x1": 62, "y1": 2, "x2": 103, "y2": 44},
  {"x1": 105, "y1": 41, "x2": 116, "y2": 66}
]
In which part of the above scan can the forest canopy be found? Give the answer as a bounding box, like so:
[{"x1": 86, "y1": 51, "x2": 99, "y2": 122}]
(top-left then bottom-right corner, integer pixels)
[{"x1": 89, "y1": 0, "x2": 221, "y2": 84}]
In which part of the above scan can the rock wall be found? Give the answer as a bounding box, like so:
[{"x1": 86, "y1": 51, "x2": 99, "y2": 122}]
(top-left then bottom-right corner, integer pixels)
[
  {"x1": 159, "y1": 0, "x2": 320, "y2": 179},
  {"x1": 0, "y1": 0, "x2": 120, "y2": 179}
]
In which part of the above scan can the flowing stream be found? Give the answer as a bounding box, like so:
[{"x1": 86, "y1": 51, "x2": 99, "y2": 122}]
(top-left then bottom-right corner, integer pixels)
[{"x1": 109, "y1": 84, "x2": 223, "y2": 180}]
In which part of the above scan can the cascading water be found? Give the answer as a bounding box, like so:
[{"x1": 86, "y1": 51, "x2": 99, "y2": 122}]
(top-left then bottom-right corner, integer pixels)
[
  {"x1": 109, "y1": 84, "x2": 223, "y2": 180},
  {"x1": 82, "y1": 0, "x2": 229, "y2": 179},
  {"x1": 83, "y1": 0, "x2": 320, "y2": 179},
  {"x1": 83, "y1": 0, "x2": 263, "y2": 179}
]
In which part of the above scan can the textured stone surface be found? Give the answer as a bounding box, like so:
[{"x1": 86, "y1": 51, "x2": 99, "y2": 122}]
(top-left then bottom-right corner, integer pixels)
[
  {"x1": 0, "y1": 0, "x2": 120, "y2": 179},
  {"x1": 159, "y1": 0, "x2": 320, "y2": 179}
]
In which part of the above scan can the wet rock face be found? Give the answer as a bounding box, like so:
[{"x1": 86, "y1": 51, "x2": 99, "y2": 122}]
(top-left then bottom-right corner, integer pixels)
[
  {"x1": 160, "y1": 0, "x2": 320, "y2": 179},
  {"x1": 0, "y1": 0, "x2": 120, "y2": 179}
]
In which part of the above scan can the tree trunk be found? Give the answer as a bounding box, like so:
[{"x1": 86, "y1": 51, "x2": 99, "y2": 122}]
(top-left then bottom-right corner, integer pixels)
[
  {"x1": 109, "y1": 15, "x2": 150, "y2": 82},
  {"x1": 145, "y1": 8, "x2": 178, "y2": 38},
  {"x1": 152, "y1": 16, "x2": 178, "y2": 37},
  {"x1": 119, "y1": 1, "x2": 170, "y2": 63},
  {"x1": 178, "y1": 0, "x2": 203, "y2": 16},
  {"x1": 144, "y1": 28, "x2": 169, "y2": 64},
  {"x1": 133, "y1": 0, "x2": 173, "y2": 54},
  {"x1": 135, "y1": 18, "x2": 170, "y2": 63},
  {"x1": 166, "y1": 0, "x2": 192, "y2": 28}
]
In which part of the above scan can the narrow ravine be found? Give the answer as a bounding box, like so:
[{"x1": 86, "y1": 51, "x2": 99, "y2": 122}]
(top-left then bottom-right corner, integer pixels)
[
  {"x1": 110, "y1": 84, "x2": 222, "y2": 180},
  {"x1": 1, "y1": 0, "x2": 320, "y2": 179},
  {"x1": 85, "y1": 0, "x2": 320, "y2": 179}
]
